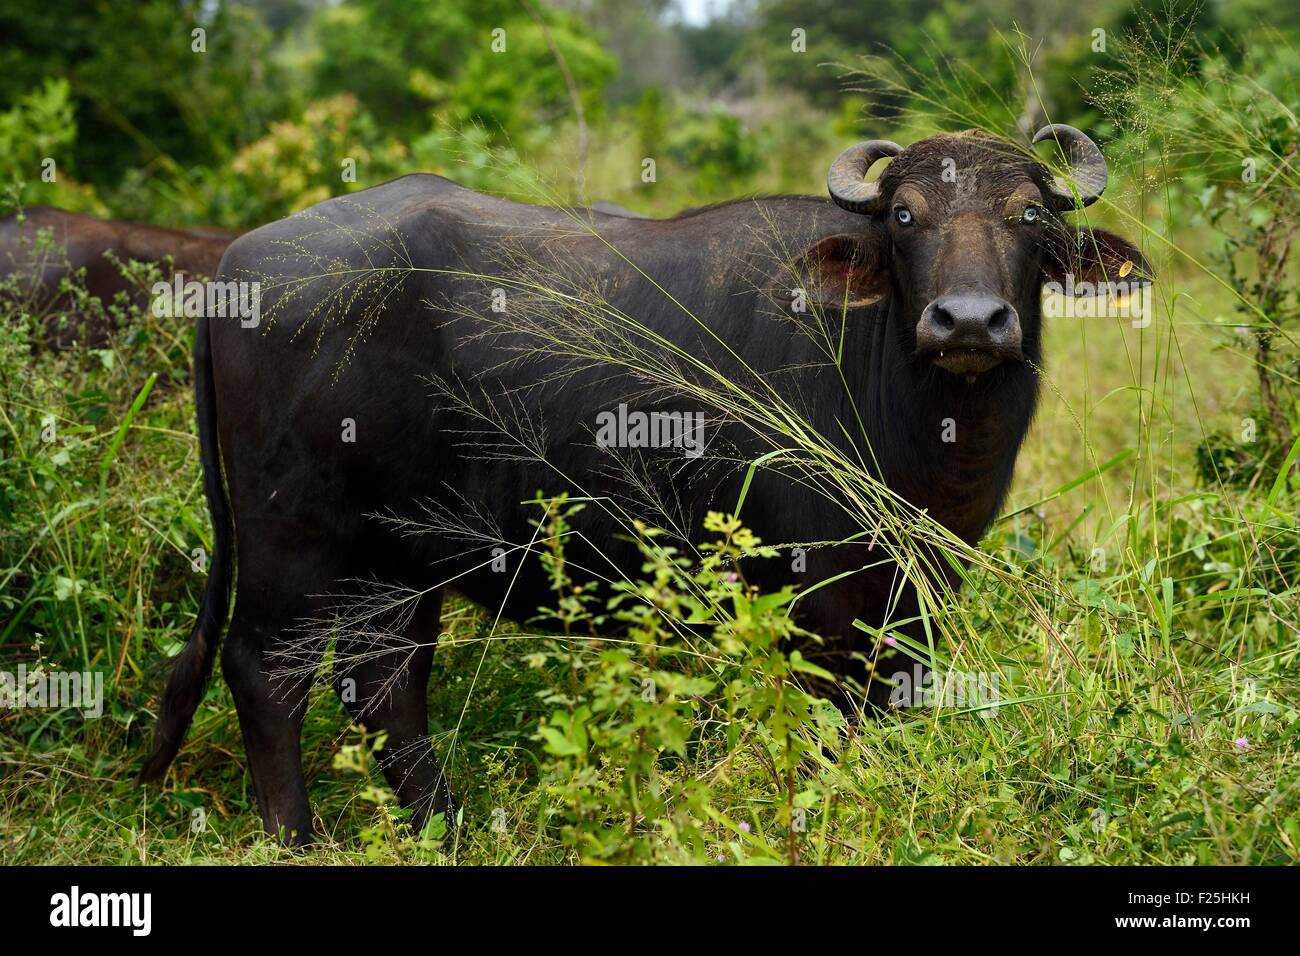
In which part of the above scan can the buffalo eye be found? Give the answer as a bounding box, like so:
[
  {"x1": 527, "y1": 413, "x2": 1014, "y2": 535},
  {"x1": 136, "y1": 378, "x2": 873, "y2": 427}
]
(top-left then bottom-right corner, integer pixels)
[
  {"x1": 894, "y1": 206, "x2": 913, "y2": 226},
  {"x1": 1022, "y1": 205, "x2": 1044, "y2": 224}
]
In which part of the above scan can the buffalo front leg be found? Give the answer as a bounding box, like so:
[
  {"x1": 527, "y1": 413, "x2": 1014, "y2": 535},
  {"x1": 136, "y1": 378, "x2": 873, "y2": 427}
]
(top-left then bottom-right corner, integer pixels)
[{"x1": 794, "y1": 572, "x2": 919, "y2": 716}]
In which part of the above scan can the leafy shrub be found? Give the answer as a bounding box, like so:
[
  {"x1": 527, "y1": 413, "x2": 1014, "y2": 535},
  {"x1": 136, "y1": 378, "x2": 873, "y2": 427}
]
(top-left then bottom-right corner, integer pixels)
[
  {"x1": 0, "y1": 79, "x2": 101, "y2": 213},
  {"x1": 520, "y1": 497, "x2": 841, "y2": 863},
  {"x1": 666, "y1": 111, "x2": 761, "y2": 194}
]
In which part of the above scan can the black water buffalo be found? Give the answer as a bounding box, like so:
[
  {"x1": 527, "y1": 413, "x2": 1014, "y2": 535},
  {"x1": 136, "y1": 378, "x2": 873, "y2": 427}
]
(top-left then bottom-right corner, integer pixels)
[
  {"x1": 589, "y1": 199, "x2": 647, "y2": 218},
  {"x1": 142, "y1": 126, "x2": 1146, "y2": 844},
  {"x1": 0, "y1": 207, "x2": 238, "y2": 347}
]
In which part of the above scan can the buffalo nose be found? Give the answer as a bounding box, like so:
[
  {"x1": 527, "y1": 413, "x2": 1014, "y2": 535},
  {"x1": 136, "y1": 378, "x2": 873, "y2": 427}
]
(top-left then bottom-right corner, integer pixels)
[{"x1": 916, "y1": 293, "x2": 1022, "y2": 355}]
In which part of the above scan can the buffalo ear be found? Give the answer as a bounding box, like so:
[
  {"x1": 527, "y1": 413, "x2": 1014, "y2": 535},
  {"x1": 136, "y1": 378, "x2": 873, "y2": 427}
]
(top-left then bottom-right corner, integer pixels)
[
  {"x1": 1043, "y1": 227, "x2": 1153, "y2": 292},
  {"x1": 781, "y1": 233, "x2": 889, "y2": 311}
]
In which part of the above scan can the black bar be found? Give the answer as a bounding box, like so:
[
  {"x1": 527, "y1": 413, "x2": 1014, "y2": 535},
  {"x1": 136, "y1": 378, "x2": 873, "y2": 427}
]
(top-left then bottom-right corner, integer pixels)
[{"x1": 0, "y1": 865, "x2": 1279, "y2": 941}]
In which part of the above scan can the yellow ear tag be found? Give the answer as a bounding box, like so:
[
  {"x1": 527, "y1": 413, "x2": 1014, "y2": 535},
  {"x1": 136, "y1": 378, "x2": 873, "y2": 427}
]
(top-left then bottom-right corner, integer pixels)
[{"x1": 1119, "y1": 260, "x2": 1134, "y2": 278}]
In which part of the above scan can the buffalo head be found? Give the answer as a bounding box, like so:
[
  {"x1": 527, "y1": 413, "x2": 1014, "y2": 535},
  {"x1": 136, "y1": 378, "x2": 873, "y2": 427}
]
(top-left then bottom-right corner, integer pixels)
[{"x1": 795, "y1": 126, "x2": 1147, "y2": 379}]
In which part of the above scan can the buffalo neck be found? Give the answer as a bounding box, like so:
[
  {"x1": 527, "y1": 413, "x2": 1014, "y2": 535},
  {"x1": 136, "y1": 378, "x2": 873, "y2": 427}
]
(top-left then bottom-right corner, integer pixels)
[{"x1": 835, "y1": 294, "x2": 1041, "y2": 544}]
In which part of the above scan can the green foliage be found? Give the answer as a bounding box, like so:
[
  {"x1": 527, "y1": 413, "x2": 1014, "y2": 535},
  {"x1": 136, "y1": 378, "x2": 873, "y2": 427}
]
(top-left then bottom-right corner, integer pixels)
[
  {"x1": 0, "y1": 80, "x2": 99, "y2": 213},
  {"x1": 666, "y1": 111, "x2": 762, "y2": 194},
  {"x1": 0, "y1": 255, "x2": 203, "y2": 740},
  {"x1": 218, "y1": 94, "x2": 404, "y2": 223},
  {"x1": 524, "y1": 500, "x2": 838, "y2": 863},
  {"x1": 0, "y1": 79, "x2": 75, "y2": 181},
  {"x1": 1, "y1": 0, "x2": 283, "y2": 188},
  {"x1": 310, "y1": 0, "x2": 616, "y2": 144},
  {"x1": 445, "y1": 16, "x2": 617, "y2": 140},
  {"x1": 1093, "y1": 30, "x2": 1300, "y2": 476},
  {"x1": 308, "y1": 0, "x2": 519, "y2": 129}
]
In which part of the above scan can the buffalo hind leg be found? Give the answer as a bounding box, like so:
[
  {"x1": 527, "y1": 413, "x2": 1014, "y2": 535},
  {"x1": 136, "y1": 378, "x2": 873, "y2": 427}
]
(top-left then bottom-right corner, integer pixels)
[
  {"x1": 221, "y1": 534, "x2": 343, "y2": 847},
  {"x1": 223, "y1": 608, "x2": 319, "y2": 846},
  {"x1": 334, "y1": 590, "x2": 454, "y2": 836}
]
